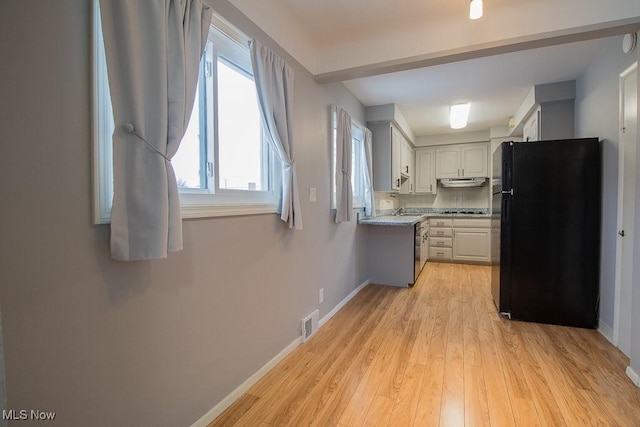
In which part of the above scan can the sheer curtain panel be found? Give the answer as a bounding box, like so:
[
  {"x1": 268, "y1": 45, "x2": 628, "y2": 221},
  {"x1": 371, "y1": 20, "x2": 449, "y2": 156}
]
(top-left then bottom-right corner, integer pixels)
[
  {"x1": 362, "y1": 127, "x2": 376, "y2": 218},
  {"x1": 335, "y1": 108, "x2": 353, "y2": 222},
  {"x1": 100, "y1": 0, "x2": 212, "y2": 260},
  {"x1": 250, "y1": 39, "x2": 303, "y2": 230}
]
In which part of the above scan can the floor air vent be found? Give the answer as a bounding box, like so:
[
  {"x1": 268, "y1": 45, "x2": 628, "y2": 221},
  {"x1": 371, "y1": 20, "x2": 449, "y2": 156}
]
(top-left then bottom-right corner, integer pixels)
[{"x1": 301, "y1": 310, "x2": 319, "y2": 343}]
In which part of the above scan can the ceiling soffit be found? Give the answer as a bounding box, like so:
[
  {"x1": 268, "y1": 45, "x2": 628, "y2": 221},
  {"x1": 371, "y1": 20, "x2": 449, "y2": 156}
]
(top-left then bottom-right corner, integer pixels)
[{"x1": 229, "y1": 0, "x2": 640, "y2": 80}]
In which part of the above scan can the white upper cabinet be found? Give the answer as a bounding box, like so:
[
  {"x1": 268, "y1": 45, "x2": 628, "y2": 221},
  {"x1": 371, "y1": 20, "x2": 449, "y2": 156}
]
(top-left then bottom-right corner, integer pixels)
[
  {"x1": 401, "y1": 138, "x2": 412, "y2": 177},
  {"x1": 523, "y1": 107, "x2": 540, "y2": 142},
  {"x1": 366, "y1": 104, "x2": 416, "y2": 193},
  {"x1": 409, "y1": 148, "x2": 415, "y2": 193},
  {"x1": 509, "y1": 81, "x2": 575, "y2": 141},
  {"x1": 460, "y1": 144, "x2": 488, "y2": 177},
  {"x1": 399, "y1": 137, "x2": 415, "y2": 194},
  {"x1": 415, "y1": 148, "x2": 436, "y2": 194},
  {"x1": 391, "y1": 127, "x2": 402, "y2": 190},
  {"x1": 435, "y1": 142, "x2": 488, "y2": 179},
  {"x1": 371, "y1": 122, "x2": 411, "y2": 192},
  {"x1": 435, "y1": 146, "x2": 460, "y2": 178}
]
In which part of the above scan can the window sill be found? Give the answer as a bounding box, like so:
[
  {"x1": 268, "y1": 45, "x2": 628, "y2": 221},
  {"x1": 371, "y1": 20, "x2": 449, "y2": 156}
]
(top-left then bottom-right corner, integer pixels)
[
  {"x1": 94, "y1": 203, "x2": 278, "y2": 224},
  {"x1": 181, "y1": 203, "x2": 278, "y2": 219}
]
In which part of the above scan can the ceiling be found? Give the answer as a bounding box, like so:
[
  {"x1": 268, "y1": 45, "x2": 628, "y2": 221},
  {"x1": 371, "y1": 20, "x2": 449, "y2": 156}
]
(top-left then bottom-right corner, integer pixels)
[
  {"x1": 278, "y1": 0, "x2": 485, "y2": 48},
  {"x1": 228, "y1": 0, "x2": 640, "y2": 137},
  {"x1": 343, "y1": 37, "x2": 612, "y2": 136}
]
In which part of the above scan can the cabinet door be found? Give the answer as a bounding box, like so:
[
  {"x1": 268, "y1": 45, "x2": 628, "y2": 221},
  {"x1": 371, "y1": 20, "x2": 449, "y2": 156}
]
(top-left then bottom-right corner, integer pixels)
[
  {"x1": 523, "y1": 108, "x2": 540, "y2": 142},
  {"x1": 391, "y1": 128, "x2": 402, "y2": 190},
  {"x1": 435, "y1": 146, "x2": 460, "y2": 178},
  {"x1": 460, "y1": 143, "x2": 488, "y2": 177},
  {"x1": 409, "y1": 148, "x2": 415, "y2": 193},
  {"x1": 452, "y1": 228, "x2": 490, "y2": 263},
  {"x1": 415, "y1": 148, "x2": 436, "y2": 194},
  {"x1": 401, "y1": 139, "x2": 411, "y2": 176},
  {"x1": 399, "y1": 138, "x2": 414, "y2": 194}
]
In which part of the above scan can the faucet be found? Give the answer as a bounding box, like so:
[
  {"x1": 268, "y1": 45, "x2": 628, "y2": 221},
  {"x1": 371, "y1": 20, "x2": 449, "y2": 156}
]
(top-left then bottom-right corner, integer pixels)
[{"x1": 391, "y1": 206, "x2": 404, "y2": 216}]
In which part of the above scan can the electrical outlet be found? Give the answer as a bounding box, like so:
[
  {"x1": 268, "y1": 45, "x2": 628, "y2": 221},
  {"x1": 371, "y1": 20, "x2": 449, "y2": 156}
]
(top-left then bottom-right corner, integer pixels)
[
  {"x1": 309, "y1": 187, "x2": 317, "y2": 203},
  {"x1": 319, "y1": 288, "x2": 324, "y2": 304}
]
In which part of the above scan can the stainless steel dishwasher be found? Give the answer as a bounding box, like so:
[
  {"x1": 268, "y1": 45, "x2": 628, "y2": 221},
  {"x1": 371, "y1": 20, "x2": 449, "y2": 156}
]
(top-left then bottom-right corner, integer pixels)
[{"x1": 414, "y1": 219, "x2": 429, "y2": 280}]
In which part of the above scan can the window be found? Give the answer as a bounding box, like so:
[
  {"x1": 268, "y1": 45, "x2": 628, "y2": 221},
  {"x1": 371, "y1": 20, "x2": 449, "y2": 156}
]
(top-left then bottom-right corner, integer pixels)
[
  {"x1": 331, "y1": 108, "x2": 366, "y2": 209},
  {"x1": 92, "y1": 6, "x2": 281, "y2": 224}
]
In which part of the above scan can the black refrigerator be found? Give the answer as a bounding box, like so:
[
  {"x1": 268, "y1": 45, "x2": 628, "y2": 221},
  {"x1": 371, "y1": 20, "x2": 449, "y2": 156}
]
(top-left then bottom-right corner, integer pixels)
[{"x1": 491, "y1": 138, "x2": 601, "y2": 328}]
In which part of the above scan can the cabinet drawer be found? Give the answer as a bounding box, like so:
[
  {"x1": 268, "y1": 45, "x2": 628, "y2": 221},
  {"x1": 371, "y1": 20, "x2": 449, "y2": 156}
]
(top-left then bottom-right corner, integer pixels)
[
  {"x1": 429, "y1": 227, "x2": 453, "y2": 237},
  {"x1": 429, "y1": 247, "x2": 453, "y2": 261},
  {"x1": 429, "y1": 237, "x2": 452, "y2": 248},
  {"x1": 453, "y1": 218, "x2": 491, "y2": 228},
  {"x1": 429, "y1": 218, "x2": 453, "y2": 228}
]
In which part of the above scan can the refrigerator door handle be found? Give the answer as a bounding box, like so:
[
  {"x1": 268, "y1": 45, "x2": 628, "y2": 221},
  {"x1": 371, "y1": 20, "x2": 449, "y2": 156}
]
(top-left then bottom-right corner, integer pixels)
[
  {"x1": 503, "y1": 197, "x2": 510, "y2": 222},
  {"x1": 501, "y1": 189, "x2": 514, "y2": 195}
]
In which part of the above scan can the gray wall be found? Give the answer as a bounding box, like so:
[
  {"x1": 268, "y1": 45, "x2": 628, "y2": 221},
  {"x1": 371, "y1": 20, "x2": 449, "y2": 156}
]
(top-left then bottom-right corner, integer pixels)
[
  {"x1": 0, "y1": 1, "x2": 368, "y2": 426},
  {"x1": 575, "y1": 35, "x2": 637, "y2": 334}
]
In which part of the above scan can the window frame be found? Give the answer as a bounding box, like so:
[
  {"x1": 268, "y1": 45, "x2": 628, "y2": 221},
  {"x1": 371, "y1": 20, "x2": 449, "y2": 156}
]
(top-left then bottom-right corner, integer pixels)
[
  {"x1": 331, "y1": 106, "x2": 366, "y2": 211},
  {"x1": 91, "y1": 2, "x2": 281, "y2": 224}
]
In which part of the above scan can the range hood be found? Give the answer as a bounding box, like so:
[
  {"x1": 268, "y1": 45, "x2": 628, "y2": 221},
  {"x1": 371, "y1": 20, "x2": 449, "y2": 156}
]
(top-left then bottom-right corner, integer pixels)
[{"x1": 440, "y1": 177, "x2": 486, "y2": 188}]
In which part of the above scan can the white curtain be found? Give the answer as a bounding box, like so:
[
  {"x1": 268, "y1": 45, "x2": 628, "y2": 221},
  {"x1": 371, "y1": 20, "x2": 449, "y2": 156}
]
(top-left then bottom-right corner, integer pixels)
[
  {"x1": 250, "y1": 39, "x2": 303, "y2": 230},
  {"x1": 100, "y1": 0, "x2": 212, "y2": 260},
  {"x1": 335, "y1": 108, "x2": 353, "y2": 222},
  {"x1": 362, "y1": 127, "x2": 376, "y2": 218}
]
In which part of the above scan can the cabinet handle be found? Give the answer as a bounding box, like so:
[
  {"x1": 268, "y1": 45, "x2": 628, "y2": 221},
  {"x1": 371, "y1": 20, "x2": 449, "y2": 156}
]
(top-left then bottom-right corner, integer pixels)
[
  {"x1": 462, "y1": 168, "x2": 465, "y2": 176},
  {"x1": 437, "y1": 252, "x2": 444, "y2": 256},
  {"x1": 410, "y1": 184, "x2": 413, "y2": 191},
  {"x1": 405, "y1": 166, "x2": 409, "y2": 173},
  {"x1": 430, "y1": 184, "x2": 432, "y2": 192},
  {"x1": 396, "y1": 178, "x2": 400, "y2": 187}
]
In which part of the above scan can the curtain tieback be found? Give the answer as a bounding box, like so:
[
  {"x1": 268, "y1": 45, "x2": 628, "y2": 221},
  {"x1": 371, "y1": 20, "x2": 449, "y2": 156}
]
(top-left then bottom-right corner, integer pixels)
[{"x1": 123, "y1": 123, "x2": 171, "y2": 162}]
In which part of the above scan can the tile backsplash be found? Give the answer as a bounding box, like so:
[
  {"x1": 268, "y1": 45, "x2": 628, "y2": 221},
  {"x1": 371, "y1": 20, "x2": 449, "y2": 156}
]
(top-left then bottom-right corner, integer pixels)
[
  {"x1": 374, "y1": 192, "x2": 400, "y2": 210},
  {"x1": 375, "y1": 183, "x2": 490, "y2": 211}
]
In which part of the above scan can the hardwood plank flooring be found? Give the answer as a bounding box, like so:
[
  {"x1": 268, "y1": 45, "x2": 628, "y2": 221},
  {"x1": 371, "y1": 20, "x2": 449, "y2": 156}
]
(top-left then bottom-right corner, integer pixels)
[{"x1": 209, "y1": 263, "x2": 640, "y2": 427}]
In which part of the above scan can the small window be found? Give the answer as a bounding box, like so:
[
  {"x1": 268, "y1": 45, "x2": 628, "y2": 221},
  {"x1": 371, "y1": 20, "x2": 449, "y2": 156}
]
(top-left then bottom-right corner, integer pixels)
[
  {"x1": 331, "y1": 108, "x2": 366, "y2": 209},
  {"x1": 92, "y1": 5, "x2": 281, "y2": 223}
]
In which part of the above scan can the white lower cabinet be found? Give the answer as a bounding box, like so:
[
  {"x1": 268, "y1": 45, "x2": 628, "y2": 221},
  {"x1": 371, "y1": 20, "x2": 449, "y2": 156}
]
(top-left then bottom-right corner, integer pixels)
[
  {"x1": 429, "y1": 246, "x2": 453, "y2": 261},
  {"x1": 452, "y1": 228, "x2": 491, "y2": 263},
  {"x1": 428, "y1": 218, "x2": 453, "y2": 261},
  {"x1": 428, "y1": 217, "x2": 491, "y2": 265}
]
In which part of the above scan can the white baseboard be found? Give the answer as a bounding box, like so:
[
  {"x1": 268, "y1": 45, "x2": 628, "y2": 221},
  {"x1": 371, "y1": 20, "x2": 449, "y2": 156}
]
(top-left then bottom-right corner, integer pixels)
[
  {"x1": 319, "y1": 279, "x2": 370, "y2": 327},
  {"x1": 190, "y1": 337, "x2": 301, "y2": 427},
  {"x1": 191, "y1": 278, "x2": 370, "y2": 427},
  {"x1": 598, "y1": 320, "x2": 615, "y2": 345},
  {"x1": 626, "y1": 366, "x2": 640, "y2": 387}
]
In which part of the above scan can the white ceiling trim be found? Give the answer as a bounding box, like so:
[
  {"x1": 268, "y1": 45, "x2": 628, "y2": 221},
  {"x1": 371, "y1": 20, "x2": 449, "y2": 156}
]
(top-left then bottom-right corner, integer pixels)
[
  {"x1": 229, "y1": 0, "x2": 640, "y2": 80},
  {"x1": 315, "y1": 17, "x2": 640, "y2": 83}
]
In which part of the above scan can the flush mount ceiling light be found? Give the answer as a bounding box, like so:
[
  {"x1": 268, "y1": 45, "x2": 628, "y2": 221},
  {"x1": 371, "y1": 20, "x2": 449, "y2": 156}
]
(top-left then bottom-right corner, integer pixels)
[
  {"x1": 450, "y1": 103, "x2": 470, "y2": 129},
  {"x1": 470, "y1": 0, "x2": 483, "y2": 20}
]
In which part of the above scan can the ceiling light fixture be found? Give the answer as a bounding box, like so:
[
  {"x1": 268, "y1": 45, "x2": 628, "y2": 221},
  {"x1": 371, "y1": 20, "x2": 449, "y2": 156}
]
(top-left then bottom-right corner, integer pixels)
[
  {"x1": 470, "y1": 0, "x2": 483, "y2": 20},
  {"x1": 450, "y1": 103, "x2": 470, "y2": 129}
]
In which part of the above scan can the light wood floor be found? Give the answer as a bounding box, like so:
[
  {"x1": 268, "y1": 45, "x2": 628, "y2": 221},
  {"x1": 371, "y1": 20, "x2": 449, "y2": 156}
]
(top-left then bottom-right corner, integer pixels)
[{"x1": 210, "y1": 263, "x2": 640, "y2": 426}]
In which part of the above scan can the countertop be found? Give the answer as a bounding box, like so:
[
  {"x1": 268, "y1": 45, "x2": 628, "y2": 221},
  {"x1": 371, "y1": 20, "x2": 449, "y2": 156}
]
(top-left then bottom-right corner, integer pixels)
[
  {"x1": 358, "y1": 215, "x2": 427, "y2": 226},
  {"x1": 358, "y1": 212, "x2": 491, "y2": 226}
]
